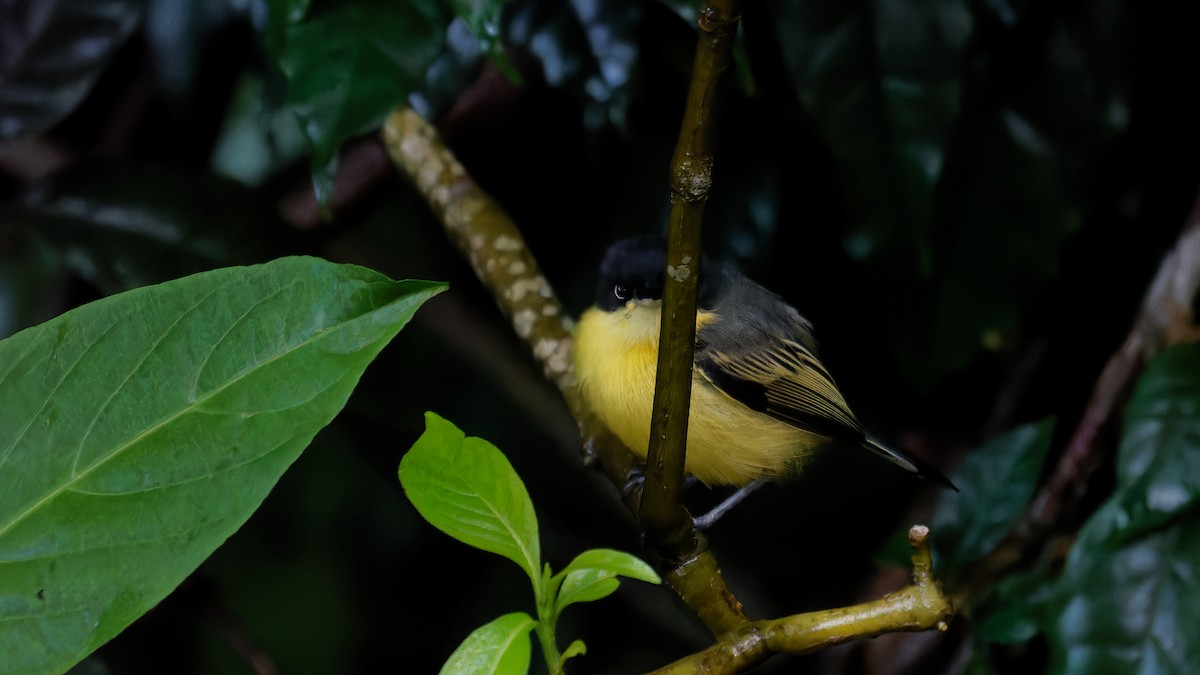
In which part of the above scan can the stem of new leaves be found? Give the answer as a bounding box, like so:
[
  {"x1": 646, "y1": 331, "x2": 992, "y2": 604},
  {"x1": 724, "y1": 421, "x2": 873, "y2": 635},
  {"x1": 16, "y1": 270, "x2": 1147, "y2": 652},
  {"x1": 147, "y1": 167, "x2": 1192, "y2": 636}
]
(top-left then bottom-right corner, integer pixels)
[{"x1": 640, "y1": 0, "x2": 744, "y2": 559}]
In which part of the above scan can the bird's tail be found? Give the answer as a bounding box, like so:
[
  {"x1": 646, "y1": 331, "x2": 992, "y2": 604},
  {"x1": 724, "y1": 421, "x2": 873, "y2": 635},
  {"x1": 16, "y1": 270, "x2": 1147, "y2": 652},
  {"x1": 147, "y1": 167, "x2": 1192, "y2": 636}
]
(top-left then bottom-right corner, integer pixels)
[{"x1": 861, "y1": 436, "x2": 958, "y2": 491}]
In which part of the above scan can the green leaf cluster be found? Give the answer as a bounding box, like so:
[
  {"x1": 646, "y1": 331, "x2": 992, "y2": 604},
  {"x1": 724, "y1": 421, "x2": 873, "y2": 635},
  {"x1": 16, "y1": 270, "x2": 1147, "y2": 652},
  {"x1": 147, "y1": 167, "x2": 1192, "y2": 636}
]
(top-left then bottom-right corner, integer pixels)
[
  {"x1": 936, "y1": 344, "x2": 1200, "y2": 675},
  {"x1": 261, "y1": 0, "x2": 513, "y2": 207},
  {"x1": 0, "y1": 257, "x2": 444, "y2": 674},
  {"x1": 399, "y1": 412, "x2": 661, "y2": 675}
]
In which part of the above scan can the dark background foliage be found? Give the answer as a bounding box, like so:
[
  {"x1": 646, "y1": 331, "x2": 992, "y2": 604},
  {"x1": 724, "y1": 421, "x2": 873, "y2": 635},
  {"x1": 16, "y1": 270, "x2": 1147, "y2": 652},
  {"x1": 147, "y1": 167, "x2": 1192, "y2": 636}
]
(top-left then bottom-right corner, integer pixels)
[{"x1": 1, "y1": 0, "x2": 1197, "y2": 673}]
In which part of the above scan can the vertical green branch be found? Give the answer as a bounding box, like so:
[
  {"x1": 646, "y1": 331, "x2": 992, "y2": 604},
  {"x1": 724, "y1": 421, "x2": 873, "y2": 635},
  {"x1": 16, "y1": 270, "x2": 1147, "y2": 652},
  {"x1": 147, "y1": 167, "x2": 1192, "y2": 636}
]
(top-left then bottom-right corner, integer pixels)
[{"x1": 640, "y1": 0, "x2": 744, "y2": 553}]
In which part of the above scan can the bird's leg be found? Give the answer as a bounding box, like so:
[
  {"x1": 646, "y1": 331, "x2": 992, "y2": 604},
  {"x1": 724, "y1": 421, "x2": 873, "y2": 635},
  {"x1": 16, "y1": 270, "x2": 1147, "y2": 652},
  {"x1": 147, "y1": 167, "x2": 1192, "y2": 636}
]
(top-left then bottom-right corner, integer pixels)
[{"x1": 691, "y1": 479, "x2": 768, "y2": 530}]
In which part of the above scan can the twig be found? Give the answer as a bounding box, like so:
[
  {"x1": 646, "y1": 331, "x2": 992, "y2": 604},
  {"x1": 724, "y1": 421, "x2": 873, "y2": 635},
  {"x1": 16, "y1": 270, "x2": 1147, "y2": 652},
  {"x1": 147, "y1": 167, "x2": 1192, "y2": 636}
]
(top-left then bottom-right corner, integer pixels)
[
  {"x1": 380, "y1": 107, "x2": 576, "y2": 401},
  {"x1": 649, "y1": 527, "x2": 953, "y2": 674},
  {"x1": 379, "y1": 107, "x2": 644, "y2": 490},
  {"x1": 641, "y1": 0, "x2": 743, "y2": 556}
]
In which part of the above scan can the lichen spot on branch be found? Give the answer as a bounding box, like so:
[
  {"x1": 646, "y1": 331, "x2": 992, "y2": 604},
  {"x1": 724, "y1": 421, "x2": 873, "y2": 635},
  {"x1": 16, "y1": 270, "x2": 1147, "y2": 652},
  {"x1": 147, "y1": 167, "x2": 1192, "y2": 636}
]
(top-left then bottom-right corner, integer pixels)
[
  {"x1": 667, "y1": 262, "x2": 692, "y2": 282},
  {"x1": 513, "y1": 308, "x2": 538, "y2": 339},
  {"x1": 535, "y1": 336, "x2": 572, "y2": 379},
  {"x1": 494, "y1": 234, "x2": 524, "y2": 252},
  {"x1": 506, "y1": 275, "x2": 551, "y2": 303}
]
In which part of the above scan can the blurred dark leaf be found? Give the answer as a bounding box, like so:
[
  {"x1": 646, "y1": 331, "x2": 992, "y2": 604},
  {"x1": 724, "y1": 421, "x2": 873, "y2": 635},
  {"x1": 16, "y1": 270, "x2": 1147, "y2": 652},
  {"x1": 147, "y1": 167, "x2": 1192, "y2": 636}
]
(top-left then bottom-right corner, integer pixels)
[
  {"x1": 1041, "y1": 344, "x2": 1200, "y2": 674},
  {"x1": 503, "y1": 0, "x2": 644, "y2": 131},
  {"x1": 931, "y1": 418, "x2": 1055, "y2": 578},
  {"x1": 143, "y1": 0, "x2": 248, "y2": 107},
  {"x1": 0, "y1": 0, "x2": 146, "y2": 139},
  {"x1": 210, "y1": 69, "x2": 309, "y2": 187},
  {"x1": 265, "y1": 0, "x2": 447, "y2": 206},
  {"x1": 973, "y1": 570, "x2": 1052, "y2": 646},
  {"x1": 0, "y1": 228, "x2": 64, "y2": 338},
  {"x1": 765, "y1": 0, "x2": 1130, "y2": 390},
  {"x1": 5, "y1": 158, "x2": 291, "y2": 294},
  {"x1": 447, "y1": 0, "x2": 520, "y2": 83},
  {"x1": 768, "y1": 0, "x2": 973, "y2": 272}
]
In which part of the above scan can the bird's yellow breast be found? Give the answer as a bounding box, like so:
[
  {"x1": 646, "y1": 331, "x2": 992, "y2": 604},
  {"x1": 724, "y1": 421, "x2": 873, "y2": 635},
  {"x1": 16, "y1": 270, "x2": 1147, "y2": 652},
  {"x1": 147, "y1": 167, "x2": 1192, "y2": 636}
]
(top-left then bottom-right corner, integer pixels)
[{"x1": 573, "y1": 303, "x2": 828, "y2": 486}]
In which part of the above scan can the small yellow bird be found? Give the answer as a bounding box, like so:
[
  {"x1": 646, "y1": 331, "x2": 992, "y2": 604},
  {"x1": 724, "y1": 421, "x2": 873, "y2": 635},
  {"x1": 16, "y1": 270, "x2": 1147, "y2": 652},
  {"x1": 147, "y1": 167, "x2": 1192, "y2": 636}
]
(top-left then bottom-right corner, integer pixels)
[{"x1": 574, "y1": 235, "x2": 954, "y2": 496}]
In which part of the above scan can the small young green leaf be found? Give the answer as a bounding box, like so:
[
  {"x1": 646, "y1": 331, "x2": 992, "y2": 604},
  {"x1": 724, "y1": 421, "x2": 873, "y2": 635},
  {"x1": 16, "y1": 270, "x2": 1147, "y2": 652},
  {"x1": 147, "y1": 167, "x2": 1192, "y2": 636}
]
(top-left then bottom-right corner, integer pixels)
[
  {"x1": 555, "y1": 570, "x2": 622, "y2": 615},
  {"x1": 551, "y1": 548, "x2": 660, "y2": 616},
  {"x1": 399, "y1": 413, "x2": 542, "y2": 586},
  {"x1": 561, "y1": 639, "x2": 587, "y2": 665},
  {"x1": 556, "y1": 548, "x2": 661, "y2": 585},
  {"x1": 440, "y1": 612, "x2": 537, "y2": 675},
  {"x1": 931, "y1": 418, "x2": 1056, "y2": 578},
  {"x1": 0, "y1": 257, "x2": 445, "y2": 675}
]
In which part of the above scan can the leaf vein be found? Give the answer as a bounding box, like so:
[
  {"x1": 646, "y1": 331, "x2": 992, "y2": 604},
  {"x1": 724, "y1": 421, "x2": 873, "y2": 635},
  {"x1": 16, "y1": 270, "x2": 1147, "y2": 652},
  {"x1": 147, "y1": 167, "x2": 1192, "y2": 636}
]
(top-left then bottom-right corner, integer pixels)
[{"x1": 0, "y1": 302, "x2": 360, "y2": 541}]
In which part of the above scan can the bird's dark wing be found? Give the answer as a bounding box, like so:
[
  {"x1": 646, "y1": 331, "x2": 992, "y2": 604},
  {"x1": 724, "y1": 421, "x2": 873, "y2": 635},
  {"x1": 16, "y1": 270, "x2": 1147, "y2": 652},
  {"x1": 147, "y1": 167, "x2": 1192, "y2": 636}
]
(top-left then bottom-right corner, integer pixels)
[
  {"x1": 698, "y1": 329, "x2": 864, "y2": 440},
  {"x1": 694, "y1": 276, "x2": 863, "y2": 441},
  {"x1": 694, "y1": 274, "x2": 958, "y2": 490}
]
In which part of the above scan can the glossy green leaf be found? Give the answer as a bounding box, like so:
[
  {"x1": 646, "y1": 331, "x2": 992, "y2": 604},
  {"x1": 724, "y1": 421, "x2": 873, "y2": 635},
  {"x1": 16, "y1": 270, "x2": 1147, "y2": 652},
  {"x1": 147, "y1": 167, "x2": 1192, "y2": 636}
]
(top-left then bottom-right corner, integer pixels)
[
  {"x1": 932, "y1": 418, "x2": 1055, "y2": 578},
  {"x1": 1048, "y1": 516, "x2": 1200, "y2": 675},
  {"x1": 1043, "y1": 344, "x2": 1200, "y2": 675},
  {"x1": 0, "y1": 0, "x2": 143, "y2": 139},
  {"x1": 0, "y1": 257, "x2": 445, "y2": 675},
  {"x1": 1104, "y1": 344, "x2": 1200, "y2": 540},
  {"x1": 267, "y1": 0, "x2": 447, "y2": 204},
  {"x1": 439, "y1": 612, "x2": 536, "y2": 675},
  {"x1": 556, "y1": 548, "x2": 661, "y2": 585},
  {"x1": 399, "y1": 412, "x2": 541, "y2": 586},
  {"x1": 555, "y1": 569, "x2": 620, "y2": 613}
]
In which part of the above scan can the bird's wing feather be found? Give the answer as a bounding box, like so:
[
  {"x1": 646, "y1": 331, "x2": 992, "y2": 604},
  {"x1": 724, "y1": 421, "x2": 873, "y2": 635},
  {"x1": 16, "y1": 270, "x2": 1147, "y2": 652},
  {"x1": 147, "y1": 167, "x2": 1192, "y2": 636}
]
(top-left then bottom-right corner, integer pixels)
[
  {"x1": 694, "y1": 283, "x2": 863, "y2": 440},
  {"x1": 699, "y1": 335, "x2": 862, "y2": 438}
]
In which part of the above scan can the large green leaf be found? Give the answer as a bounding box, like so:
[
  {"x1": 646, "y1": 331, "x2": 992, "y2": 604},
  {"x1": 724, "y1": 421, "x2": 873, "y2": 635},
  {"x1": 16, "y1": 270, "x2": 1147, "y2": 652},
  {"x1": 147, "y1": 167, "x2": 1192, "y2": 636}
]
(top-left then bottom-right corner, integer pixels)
[
  {"x1": 0, "y1": 256, "x2": 445, "y2": 675},
  {"x1": 399, "y1": 412, "x2": 541, "y2": 587},
  {"x1": 1043, "y1": 344, "x2": 1200, "y2": 675}
]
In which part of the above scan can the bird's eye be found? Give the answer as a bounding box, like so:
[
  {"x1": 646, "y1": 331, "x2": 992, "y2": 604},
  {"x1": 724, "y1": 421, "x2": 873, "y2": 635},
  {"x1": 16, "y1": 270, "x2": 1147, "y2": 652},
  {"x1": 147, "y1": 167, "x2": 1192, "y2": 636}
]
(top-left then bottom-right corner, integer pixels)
[{"x1": 613, "y1": 284, "x2": 630, "y2": 301}]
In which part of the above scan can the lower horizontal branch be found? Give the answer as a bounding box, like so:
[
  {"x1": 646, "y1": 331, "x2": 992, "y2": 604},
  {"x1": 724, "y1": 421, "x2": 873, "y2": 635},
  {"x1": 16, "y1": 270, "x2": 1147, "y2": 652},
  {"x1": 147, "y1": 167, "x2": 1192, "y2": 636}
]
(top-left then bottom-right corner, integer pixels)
[{"x1": 651, "y1": 526, "x2": 952, "y2": 674}]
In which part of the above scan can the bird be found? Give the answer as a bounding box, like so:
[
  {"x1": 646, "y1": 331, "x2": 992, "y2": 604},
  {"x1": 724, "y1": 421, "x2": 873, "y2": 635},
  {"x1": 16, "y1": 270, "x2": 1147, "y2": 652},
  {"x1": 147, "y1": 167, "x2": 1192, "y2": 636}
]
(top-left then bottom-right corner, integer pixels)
[{"x1": 572, "y1": 235, "x2": 954, "y2": 521}]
